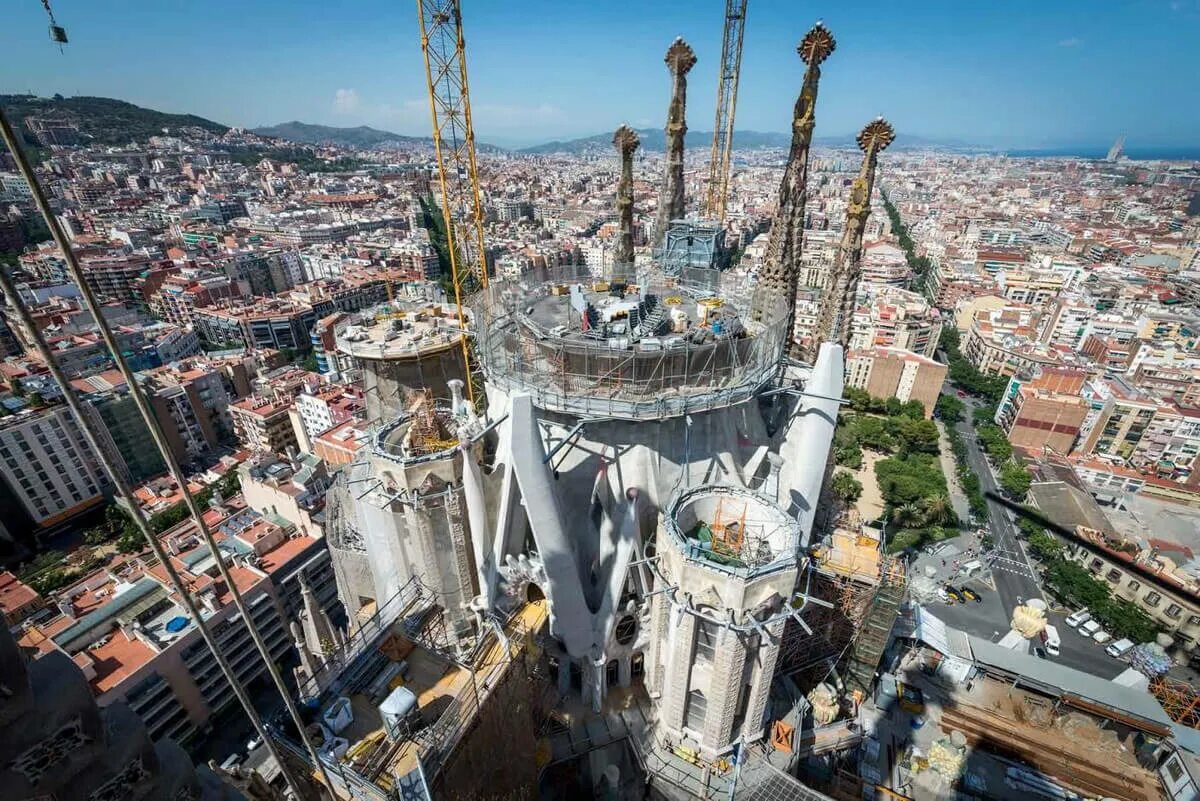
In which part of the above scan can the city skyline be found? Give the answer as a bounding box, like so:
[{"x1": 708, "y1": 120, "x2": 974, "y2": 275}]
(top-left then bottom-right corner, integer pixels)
[{"x1": 5, "y1": 0, "x2": 1200, "y2": 149}]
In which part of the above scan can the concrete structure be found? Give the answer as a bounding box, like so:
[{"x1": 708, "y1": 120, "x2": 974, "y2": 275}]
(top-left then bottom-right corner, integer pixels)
[
  {"x1": 15, "y1": 505, "x2": 339, "y2": 745},
  {"x1": 755, "y1": 23, "x2": 834, "y2": 325},
  {"x1": 0, "y1": 624, "x2": 242, "y2": 801},
  {"x1": 230, "y1": 393, "x2": 298, "y2": 455},
  {"x1": 0, "y1": 404, "x2": 107, "y2": 530},
  {"x1": 653, "y1": 38, "x2": 696, "y2": 246},
  {"x1": 846, "y1": 346, "x2": 946, "y2": 418},
  {"x1": 995, "y1": 368, "x2": 1090, "y2": 454},
  {"x1": 325, "y1": 386, "x2": 484, "y2": 643},
  {"x1": 612, "y1": 125, "x2": 639, "y2": 266},
  {"x1": 647, "y1": 486, "x2": 803, "y2": 755},
  {"x1": 809, "y1": 118, "x2": 896, "y2": 363}
]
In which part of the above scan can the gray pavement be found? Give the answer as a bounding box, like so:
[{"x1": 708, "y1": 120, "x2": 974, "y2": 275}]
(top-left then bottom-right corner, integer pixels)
[{"x1": 914, "y1": 390, "x2": 1128, "y2": 679}]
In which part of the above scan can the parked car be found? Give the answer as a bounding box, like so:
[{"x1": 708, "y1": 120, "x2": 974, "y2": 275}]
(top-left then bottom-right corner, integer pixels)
[
  {"x1": 1079, "y1": 620, "x2": 1102, "y2": 637},
  {"x1": 960, "y1": 587, "x2": 982, "y2": 603},
  {"x1": 1042, "y1": 624, "x2": 1061, "y2": 656},
  {"x1": 943, "y1": 586, "x2": 963, "y2": 603},
  {"x1": 1065, "y1": 609, "x2": 1091, "y2": 628},
  {"x1": 1106, "y1": 638, "x2": 1135, "y2": 658},
  {"x1": 937, "y1": 586, "x2": 955, "y2": 604},
  {"x1": 1093, "y1": 630, "x2": 1113, "y2": 644}
]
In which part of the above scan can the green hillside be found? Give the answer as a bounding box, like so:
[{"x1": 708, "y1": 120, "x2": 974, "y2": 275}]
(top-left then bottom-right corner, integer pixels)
[{"x1": 0, "y1": 94, "x2": 229, "y2": 145}]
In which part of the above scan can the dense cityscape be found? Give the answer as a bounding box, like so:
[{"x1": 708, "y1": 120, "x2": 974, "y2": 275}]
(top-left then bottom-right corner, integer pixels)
[{"x1": 2, "y1": 4, "x2": 1200, "y2": 801}]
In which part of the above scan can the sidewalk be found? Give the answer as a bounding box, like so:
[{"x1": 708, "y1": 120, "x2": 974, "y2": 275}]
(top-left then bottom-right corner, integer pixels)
[{"x1": 934, "y1": 420, "x2": 970, "y2": 524}]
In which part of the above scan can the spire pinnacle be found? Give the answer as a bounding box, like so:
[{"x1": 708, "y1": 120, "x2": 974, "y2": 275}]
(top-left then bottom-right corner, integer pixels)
[
  {"x1": 665, "y1": 37, "x2": 697, "y2": 75},
  {"x1": 798, "y1": 23, "x2": 836, "y2": 66}
]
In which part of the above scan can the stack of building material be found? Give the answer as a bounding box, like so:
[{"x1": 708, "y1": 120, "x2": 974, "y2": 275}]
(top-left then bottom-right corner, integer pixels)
[
  {"x1": 1130, "y1": 643, "x2": 1172, "y2": 677},
  {"x1": 1011, "y1": 604, "x2": 1047, "y2": 638}
]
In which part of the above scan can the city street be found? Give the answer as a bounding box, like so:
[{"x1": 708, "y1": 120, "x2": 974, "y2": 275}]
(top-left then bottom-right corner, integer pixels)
[{"x1": 944, "y1": 390, "x2": 1043, "y2": 613}]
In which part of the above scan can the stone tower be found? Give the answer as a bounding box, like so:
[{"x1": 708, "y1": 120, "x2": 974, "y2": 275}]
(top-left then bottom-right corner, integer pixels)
[
  {"x1": 613, "y1": 125, "x2": 640, "y2": 266},
  {"x1": 753, "y1": 22, "x2": 836, "y2": 330},
  {"x1": 0, "y1": 624, "x2": 244, "y2": 801},
  {"x1": 809, "y1": 117, "x2": 896, "y2": 362},
  {"x1": 654, "y1": 37, "x2": 697, "y2": 246}
]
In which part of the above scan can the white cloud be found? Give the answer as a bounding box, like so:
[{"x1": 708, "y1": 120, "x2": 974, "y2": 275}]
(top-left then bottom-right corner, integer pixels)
[
  {"x1": 332, "y1": 88, "x2": 361, "y2": 114},
  {"x1": 1057, "y1": 37, "x2": 1082, "y2": 47}
]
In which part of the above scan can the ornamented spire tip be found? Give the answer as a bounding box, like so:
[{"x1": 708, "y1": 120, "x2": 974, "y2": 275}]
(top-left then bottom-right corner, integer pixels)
[
  {"x1": 856, "y1": 118, "x2": 896, "y2": 153},
  {"x1": 798, "y1": 23, "x2": 836, "y2": 66},
  {"x1": 665, "y1": 38, "x2": 698, "y2": 75},
  {"x1": 613, "y1": 124, "x2": 641, "y2": 154}
]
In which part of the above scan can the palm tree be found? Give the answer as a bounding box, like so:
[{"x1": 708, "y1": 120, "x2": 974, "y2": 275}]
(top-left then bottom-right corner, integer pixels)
[
  {"x1": 919, "y1": 495, "x2": 953, "y2": 526},
  {"x1": 892, "y1": 503, "x2": 923, "y2": 529},
  {"x1": 831, "y1": 470, "x2": 863, "y2": 504}
]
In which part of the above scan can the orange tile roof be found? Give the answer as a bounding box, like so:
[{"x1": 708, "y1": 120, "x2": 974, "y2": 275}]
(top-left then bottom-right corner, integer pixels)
[{"x1": 85, "y1": 631, "x2": 158, "y2": 694}]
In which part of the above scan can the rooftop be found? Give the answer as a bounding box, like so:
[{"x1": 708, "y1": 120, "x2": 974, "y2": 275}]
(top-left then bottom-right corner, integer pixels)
[{"x1": 335, "y1": 302, "x2": 464, "y2": 360}]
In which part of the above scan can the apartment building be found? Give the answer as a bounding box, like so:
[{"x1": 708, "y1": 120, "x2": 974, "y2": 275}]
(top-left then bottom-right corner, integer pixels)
[
  {"x1": 140, "y1": 363, "x2": 232, "y2": 463},
  {"x1": 193, "y1": 299, "x2": 317, "y2": 353},
  {"x1": 962, "y1": 305, "x2": 1066, "y2": 377},
  {"x1": 995, "y1": 368, "x2": 1091, "y2": 454},
  {"x1": 290, "y1": 383, "x2": 363, "y2": 448},
  {"x1": 230, "y1": 393, "x2": 298, "y2": 454},
  {"x1": 995, "y1": 267, "x2": 1067, "y2": 307},
  {"x1": 849, "y1": 286, "x2": 943, "y2": 358},
  {"x1": 1077, "y1": 378, "x2": 1160, "y2": 461},
  {"x1": 1129, "y1": 404, "x2": 1200, "y2": 483},
  {"x1": 15, "y1": 508, "x2": 339, "y2": 744},
  {"x1": 79, "y1": 255, "x2": 155, "y2": 302},
  {"x1": 0, "y1": 404, "x2": 107, "y2": 530},
  {"x1": 845, "y1": 346, "x2": 947, "y2": 418}
]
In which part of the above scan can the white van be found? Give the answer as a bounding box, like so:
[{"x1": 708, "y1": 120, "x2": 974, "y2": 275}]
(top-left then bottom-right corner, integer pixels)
[
  {"x1": 961, "y1": 559, "x2": 984, "y2": 578},
  {"x1": 1043, "y1": 624, "x2": 1061, "y2": 656},
  {"x1": 1065, "y1": 609, "x2": 1091, "y2": 628},
  {"x1": 1106, "y1": 638, "x2": 1135, "y2": 659}
]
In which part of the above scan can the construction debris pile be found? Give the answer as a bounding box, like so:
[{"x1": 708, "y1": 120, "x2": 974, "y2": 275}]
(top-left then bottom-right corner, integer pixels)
[
  {"x1": 1131, "y1": 643, "x2": 1172, "y2": 678},
  {"x1": 808, "y1": 682, "x2": 841, "y2": 726},
  {"x1": 925, "y1": 731, "x2": 967, "y2": 780},
  {"x1": 1010, "y1": 604, "x2": 1047, "y2": 639}
]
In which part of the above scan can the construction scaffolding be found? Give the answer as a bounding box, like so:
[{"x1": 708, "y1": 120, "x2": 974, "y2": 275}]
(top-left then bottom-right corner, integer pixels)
[
  {"x1": 474, "y1": 264, "x2": 789, "y2": 420},
  {"x1": 841, "y1": 557, "x2": 906, "y2": 695},
  {"x1": 1151, "y1": 675, "x2": 1200, "y2": 729},
  {"x1": 778, "y1": 517, "x2": 905, "y2": 687}
]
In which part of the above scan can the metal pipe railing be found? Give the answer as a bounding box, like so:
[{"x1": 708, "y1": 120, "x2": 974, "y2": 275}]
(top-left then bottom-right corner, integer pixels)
[{"x1": 0, "y1": 109, "x2": 335, "y2": 798}]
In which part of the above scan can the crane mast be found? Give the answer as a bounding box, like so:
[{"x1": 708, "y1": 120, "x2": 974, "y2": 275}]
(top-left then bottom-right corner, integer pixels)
[
  {"x1": 417, "y1": 0, "x2": 489, "y2": 404},
  {"x1": 704, "y1": 0, "x2": 748, "y2": 223}
]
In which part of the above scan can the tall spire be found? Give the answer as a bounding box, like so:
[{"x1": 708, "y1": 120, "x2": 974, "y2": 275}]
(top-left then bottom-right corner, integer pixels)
[
  {"x1": 654, "y1": 37, "x2": 697, "y2": 246},
  {"x1": 613, "y1": 125, "x2": 640, "y2": 266},
  {"x1": 808, "y1": 117, "x2": 896, "y2": 362},
  {"x1": 753, "y1": 22, "x2": 835, "y2": 327}
]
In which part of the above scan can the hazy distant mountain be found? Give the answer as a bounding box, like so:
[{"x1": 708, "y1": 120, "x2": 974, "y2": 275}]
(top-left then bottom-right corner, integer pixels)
[
  {"x1": 1, "y1": 94, "x2": 228, "y2": 145},
  {"x1": 520, "y1": 129, "x2": 793, "y2": 154},
  {"x1": 520, "y1": 128, "x2": 984, "y2": 155},
  {"x1": 251, "y1": 121, "x2": 431, "y2": 149}
]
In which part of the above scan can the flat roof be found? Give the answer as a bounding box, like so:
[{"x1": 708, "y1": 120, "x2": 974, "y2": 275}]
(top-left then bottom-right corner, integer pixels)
[{"x1": 969, "y1": 634, "x2": 1173, "y2": 733}]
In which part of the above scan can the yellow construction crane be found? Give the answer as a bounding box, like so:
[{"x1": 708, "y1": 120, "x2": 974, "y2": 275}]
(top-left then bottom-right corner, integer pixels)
[
  {"x1": 417, "y1": 0, "x2": 488, "y2": 405},
  {"x1": 704, "y1": 0, "x2": 748, "y2": 223}
]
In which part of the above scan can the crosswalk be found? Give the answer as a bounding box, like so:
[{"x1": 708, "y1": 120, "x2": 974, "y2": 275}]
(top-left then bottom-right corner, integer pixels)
[{"x1": 986, "y1": 551, "x2": 1038, "y2": 579}]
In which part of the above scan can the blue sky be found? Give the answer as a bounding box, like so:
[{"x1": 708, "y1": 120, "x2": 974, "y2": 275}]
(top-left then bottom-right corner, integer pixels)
[{"x1": 5, "y1": 0, "x2": 1200, "y2": 148}]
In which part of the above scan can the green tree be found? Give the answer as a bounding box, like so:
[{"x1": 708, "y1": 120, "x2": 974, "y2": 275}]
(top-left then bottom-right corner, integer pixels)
[
  {"x1": 9, "y1": 378, "x2": 25, "y2": 397},
  {"x1": 844, "y1": 386, "x2": 872, "y2": 413},
  {"x1": 935, "y1": 394, "x2": 965, "y2": 424},
  {"x1": 885, "y1": 396, "x2": 904, "y2": 417},
  {"x1": 919, "y1": 495, "x2": 954, "y2": 527},
  {"x1": 301, "y1": 352, "x2": 319, "y2": 372},
  {"x1": 831, "y1": 470, "x2": 864, "y2": 504},
  {"x1": 83, "y1": 527, "x2": 110, "y2": 547},
  {"x1": 900, "y1": 399, "x2": 926, "y2": 420},
  {"x1": 999, "y1": 460, "x2": 1032, "y2": 500},
  {"x1": 834, "y1": 445, "x2": 863, "y2": 470},
  {"x1": 27, "y1": 391, "x2": 44, "y2": 408},
  {"x1": 892, "y1": 502, "x2": 924, "y2": 529}
]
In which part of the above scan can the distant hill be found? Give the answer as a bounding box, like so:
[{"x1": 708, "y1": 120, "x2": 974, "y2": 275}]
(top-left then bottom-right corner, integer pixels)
[
  {"x1": 520, "y1": 128, "x2": 979, "y2": 155},
  {"x1": 251, "y1": 121, "x2": 430, "y2": 149},
  {"x1": 0, "y1": 94, "x2": 228, "y2": 145},
  {"x1": 520, "y1": 129, "x2": 793, "y2": 154}
]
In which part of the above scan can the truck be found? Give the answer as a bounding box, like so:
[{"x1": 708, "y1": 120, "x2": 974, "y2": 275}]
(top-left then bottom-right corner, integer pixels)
[{"x1": 1042, "y1": 624, "x2": 1061, "y2": 657}]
